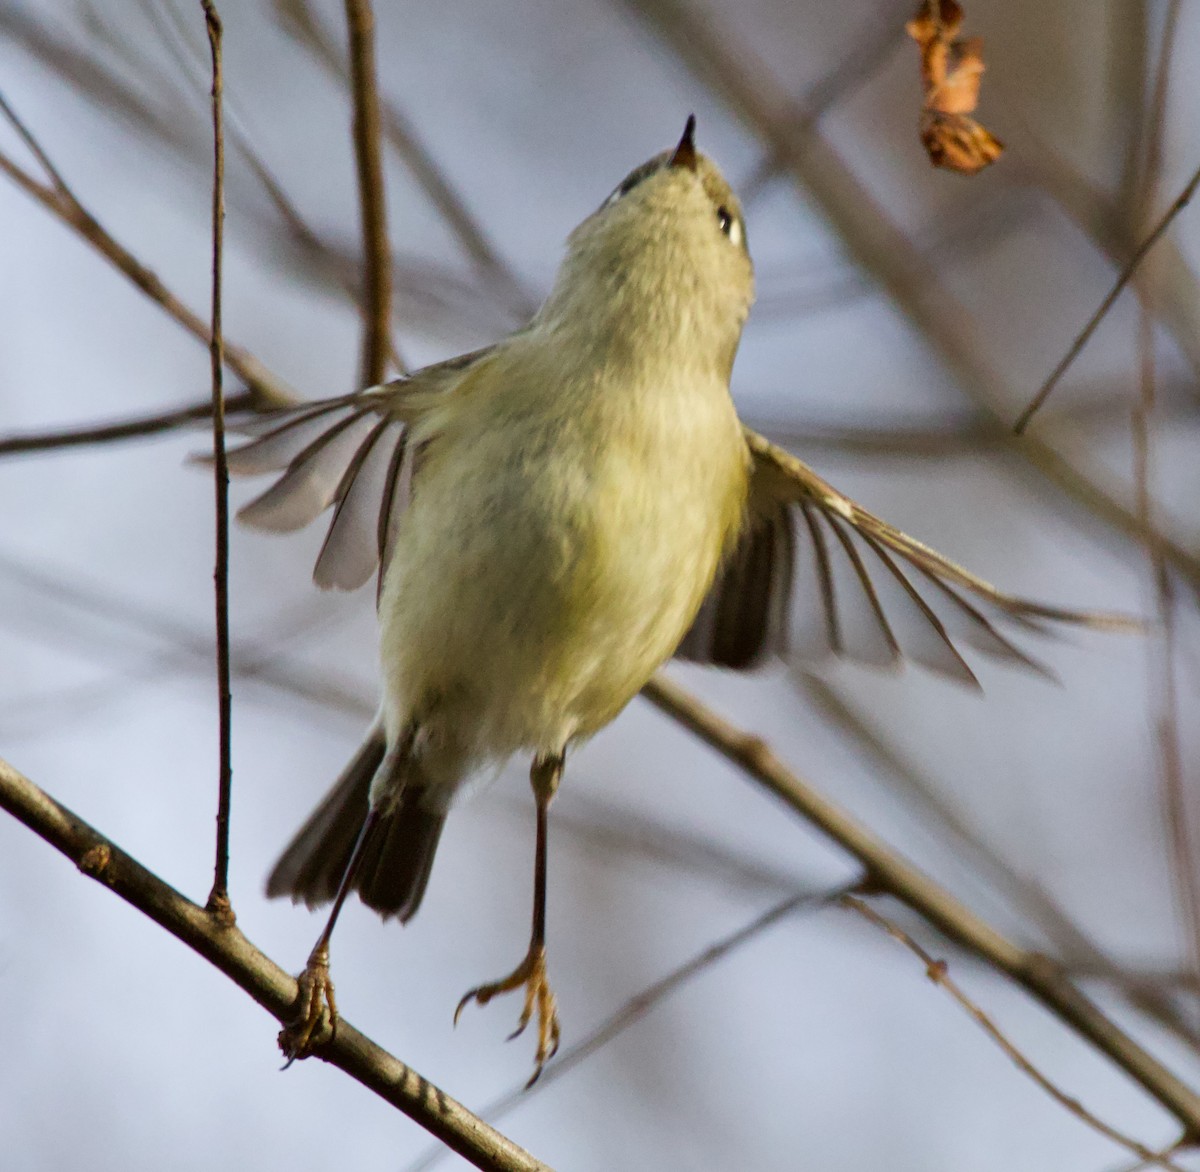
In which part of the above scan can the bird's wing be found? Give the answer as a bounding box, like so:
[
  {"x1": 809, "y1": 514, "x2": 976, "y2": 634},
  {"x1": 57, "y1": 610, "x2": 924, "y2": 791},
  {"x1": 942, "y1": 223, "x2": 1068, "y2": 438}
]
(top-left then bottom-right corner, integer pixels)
[
  {"x1": 219, "y1": 346, "x2": 496, "y2": 593},
  {"x1": 675, "y1": 429, "x2": 1139, "y2": 686}
]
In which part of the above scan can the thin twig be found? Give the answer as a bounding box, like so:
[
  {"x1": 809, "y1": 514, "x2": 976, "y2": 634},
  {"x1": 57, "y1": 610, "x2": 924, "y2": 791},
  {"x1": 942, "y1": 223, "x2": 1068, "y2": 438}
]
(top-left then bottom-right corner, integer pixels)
[
  {"x1": 201, "y1": 0, "x2": 234, "y2": 919},
  {"x1": 0, "y1": 393, "x2": 258, "y2": 457},
  {"x1": 842, "y1": 895, "x2": 1189, "y2": 1171},
  {"x1": 1014, "y1": 159, "x2": 1200, "y2": 434},
  {"x1": 0, "y1": 758, "x2": 550, "y2": 1172},
  {"x1": 1002, "y1": 141, "x2": 1200, "y2": 393},
  {"x1": 1131, "y1": 0, "x2": 1200, "y2": 1024},
  {"x1": 3, "y1": 2, "x2": 506, "y2": 348},
  {"x1": 343, "y1": 0, "x2": 393, "y2": 386},
  {"x1": 611, "y1": 0, "x2": 1200, "y2": 597},
  {"x1": 404, "y1": 886, "x2": 846, "y2": 1172},
  {"x1": 640, "y1": 674, "x2": 1200, "y2": 1137},
  {"x1": 739, "y1": 3, "x2": 905, "y2": 203},
  {"x1": 138, "y1": 0, "x2": 393, "y2": 347},
  {"x1": 0, "y1": 89, "x2": 293, "y2": 407},
  {"x1": 276, "y1": 0, "x2": 533, "y2": 317}
]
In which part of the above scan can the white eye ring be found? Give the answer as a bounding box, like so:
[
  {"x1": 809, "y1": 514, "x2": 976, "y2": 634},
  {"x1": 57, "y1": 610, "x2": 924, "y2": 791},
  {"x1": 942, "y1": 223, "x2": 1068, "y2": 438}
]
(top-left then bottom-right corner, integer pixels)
[{"x1": 717, "y1": 207, "x2": 742, "y2": 246}]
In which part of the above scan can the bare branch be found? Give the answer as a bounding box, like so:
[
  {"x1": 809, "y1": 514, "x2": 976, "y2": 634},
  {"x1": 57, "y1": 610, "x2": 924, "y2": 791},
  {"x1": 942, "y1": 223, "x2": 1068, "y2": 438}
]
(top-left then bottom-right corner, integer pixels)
[
  {"x1": 1130, "y1": 0, "x2": 1200, "y2": 1022},
  {"x1": 342, "y1": 0, "x2": 394, "y2": 385},
  {"x1": 793, "y1": 668, "x2": 1200, "y2": 1049},
  {"x1": 640, "y1": 673, "x2": 1200, "y2": 1137},
  {"x1": 403, "y1": 886, "x2": 847, "y2": 1172},
  {"x1": 0, "y1": 757, "x2": 551, "y2": 1171},
  {"x1": 0, "y1": 393, "x2": 259, "y2": 457},
  {"x1": 201, "y1": 0, "x2": 234, "y2": 918},
  {"x1": 842, "y1": 895, "x2": 1189, "y2": 1171},
  {"x1": 276, "y1": 0, "x2": 535, "y2": 316},
  {"x1": 1013, "y1": 161, "x2": 1200, "y2": 434},
  {"x1": 0, "y1": 89, "x2": 294, "y2": 407},
  {"x1": 611, "y1": 0, "x2": 1200, "y2": 596}
]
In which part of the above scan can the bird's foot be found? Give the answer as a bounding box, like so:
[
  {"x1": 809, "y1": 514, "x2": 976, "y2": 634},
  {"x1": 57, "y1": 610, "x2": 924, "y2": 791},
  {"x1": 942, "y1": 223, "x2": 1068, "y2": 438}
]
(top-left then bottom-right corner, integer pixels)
[
  {"x1": 455, "y1": 942, "x2": 561, "y2": 1085},
  {"x1": 278, "y1": 951, "x2": 338, "y2": 1064}
]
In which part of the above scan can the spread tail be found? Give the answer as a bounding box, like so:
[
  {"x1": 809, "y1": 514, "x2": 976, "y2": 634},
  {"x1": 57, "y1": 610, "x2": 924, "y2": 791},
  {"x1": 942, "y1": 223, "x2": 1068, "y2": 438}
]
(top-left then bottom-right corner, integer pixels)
[{"x1": 266, "y1": 725, "x2": 447, "y2": 923}]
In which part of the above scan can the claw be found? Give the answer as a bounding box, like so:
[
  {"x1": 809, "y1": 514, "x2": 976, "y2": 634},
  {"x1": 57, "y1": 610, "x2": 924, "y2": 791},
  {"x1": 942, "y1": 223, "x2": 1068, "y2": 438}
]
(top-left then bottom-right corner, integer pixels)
[
  {"x1": 454, "y1": 943, "x2": 561, "y2": 1082},
  {"x1": 279, "y1": 953, "x2": 338, "y2": 1063}
]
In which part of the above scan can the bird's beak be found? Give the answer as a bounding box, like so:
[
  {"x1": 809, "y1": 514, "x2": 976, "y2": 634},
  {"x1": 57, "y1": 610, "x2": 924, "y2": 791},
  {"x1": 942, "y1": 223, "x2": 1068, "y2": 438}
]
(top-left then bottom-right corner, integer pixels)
[{"x1": 668, "y1": 115, "x2": 698, "y2": 172}]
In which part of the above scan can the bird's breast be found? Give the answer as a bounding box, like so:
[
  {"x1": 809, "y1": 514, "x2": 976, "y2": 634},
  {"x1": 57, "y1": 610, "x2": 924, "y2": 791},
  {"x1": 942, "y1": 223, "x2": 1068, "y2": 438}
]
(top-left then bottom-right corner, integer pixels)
[{"x1": 377, "y1": 354, "x2": 749, "y2": 757}]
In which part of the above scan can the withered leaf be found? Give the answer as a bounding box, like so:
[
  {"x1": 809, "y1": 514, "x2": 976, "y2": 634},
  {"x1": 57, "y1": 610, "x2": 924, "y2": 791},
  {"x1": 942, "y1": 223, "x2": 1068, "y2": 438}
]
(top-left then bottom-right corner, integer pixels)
[{"x1": 906, "y1": 0, "x2": 1003, "y2": 175}]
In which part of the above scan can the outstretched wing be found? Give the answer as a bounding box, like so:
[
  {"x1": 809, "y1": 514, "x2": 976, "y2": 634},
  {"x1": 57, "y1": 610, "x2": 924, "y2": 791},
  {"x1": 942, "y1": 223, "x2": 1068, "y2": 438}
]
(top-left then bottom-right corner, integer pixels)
[
  {"x1": 216, "y1": 346, "x2": 495, "y2": 593},
  {"x1": 676, "y1": 429, "x2": 1138, "y2": 685}
]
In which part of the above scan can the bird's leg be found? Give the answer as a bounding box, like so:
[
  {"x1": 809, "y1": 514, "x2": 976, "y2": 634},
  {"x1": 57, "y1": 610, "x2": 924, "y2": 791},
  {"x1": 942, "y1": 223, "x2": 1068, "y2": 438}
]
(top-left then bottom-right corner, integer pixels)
[
  {"x1": 455, "y1": 750, "x2": 563, "y2": 1084},
  {"x1": 279, "y1": 807, "x2": 380, "y2": 1063}
]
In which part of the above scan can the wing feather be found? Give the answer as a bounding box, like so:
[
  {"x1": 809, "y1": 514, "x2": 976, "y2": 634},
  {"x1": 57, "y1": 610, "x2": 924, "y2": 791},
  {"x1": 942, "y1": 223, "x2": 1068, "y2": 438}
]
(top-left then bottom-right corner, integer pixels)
[
  {"x1": 210, "y1": 347, "x2": 495, "y2": 593},
  {"x1": 675, "y1": 428, "x2": 1138, "y2": 682}
]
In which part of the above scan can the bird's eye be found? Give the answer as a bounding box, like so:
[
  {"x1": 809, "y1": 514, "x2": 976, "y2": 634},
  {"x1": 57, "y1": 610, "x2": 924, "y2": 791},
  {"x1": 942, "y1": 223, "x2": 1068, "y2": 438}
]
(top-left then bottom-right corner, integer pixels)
[{"x1": 716, "y1": 206, "x2": 742, "y2": 246}]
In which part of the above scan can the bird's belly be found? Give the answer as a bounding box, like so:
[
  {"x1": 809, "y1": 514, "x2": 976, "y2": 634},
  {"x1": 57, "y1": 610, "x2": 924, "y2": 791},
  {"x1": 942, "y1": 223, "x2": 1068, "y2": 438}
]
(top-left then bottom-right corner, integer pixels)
[{"x1": 377, "y1": 401, "x2": 746, "y2": 761}]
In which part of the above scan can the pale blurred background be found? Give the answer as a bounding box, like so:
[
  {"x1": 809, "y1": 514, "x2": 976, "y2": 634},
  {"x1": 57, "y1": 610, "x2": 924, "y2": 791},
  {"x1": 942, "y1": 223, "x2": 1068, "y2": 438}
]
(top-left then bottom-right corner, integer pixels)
[{"x1": 2, "y1": 1, "x2": 1200, "y2": 1169}]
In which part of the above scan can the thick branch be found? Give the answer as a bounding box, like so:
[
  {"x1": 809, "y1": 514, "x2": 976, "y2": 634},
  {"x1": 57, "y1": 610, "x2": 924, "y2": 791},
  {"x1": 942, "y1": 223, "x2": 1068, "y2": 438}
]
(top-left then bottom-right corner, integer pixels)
[
  {"x1": 641, "y1": 674, "x2": 1200, "y2": 1138},
  {"x1": 0, "y1": 757, "x2": 550, "y2": 1172}
]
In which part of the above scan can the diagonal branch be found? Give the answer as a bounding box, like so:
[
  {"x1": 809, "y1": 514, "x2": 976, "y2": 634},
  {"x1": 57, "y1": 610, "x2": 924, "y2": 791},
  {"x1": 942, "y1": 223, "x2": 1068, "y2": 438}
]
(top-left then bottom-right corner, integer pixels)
[
  {"x1": 0, "y1": 393, "x2": 258, "y2": 457},
  {"x1": 404, "y1": 884, "x2": 848, "y2": 1172},
  {"x1": 793, "y1": 668, "x2": 1200, "y2": 1049},
  {"x1": 0, "y1": 89, "x2": 293, "y2": 407},
  {"x1": 1014, "y1": 159, "x2": 1200, "y2": 434},
  {"x1": 610, "y1": 0, "x2": 1200, "y2": 596},
  {"x1": 843, "y1": 895, "x2": 1188, "y2": 1170},
  {"x1": 0, "y1": 757, "x2": 551, "y2": 1172},
  {"x1": 277, "y1": 0, "x2": 535, "y2": 317},
  {"x1": 641, "y1": 674, "x2": 1200, "y2": 1139}
]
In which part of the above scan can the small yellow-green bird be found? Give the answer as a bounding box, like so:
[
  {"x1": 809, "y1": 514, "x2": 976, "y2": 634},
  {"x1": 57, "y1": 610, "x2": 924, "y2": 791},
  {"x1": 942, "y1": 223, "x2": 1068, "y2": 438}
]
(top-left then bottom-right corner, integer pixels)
[{"x1": 226, "y1": 118, "x2": 1125, "y2": 1079}]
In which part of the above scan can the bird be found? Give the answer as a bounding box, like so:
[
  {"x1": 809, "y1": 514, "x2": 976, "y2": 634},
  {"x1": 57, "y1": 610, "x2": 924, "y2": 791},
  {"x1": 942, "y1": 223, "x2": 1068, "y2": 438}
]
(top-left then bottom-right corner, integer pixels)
[{"x1": 223, "y1": 117, "x2": 1131, "y2": 1080}]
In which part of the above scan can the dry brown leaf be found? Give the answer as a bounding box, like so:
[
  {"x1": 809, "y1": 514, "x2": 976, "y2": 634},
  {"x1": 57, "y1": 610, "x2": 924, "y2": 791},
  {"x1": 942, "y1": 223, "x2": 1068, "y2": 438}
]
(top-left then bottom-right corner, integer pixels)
[{"x1": 906, "y1": 0, "x2": 1003, "y2": 175}]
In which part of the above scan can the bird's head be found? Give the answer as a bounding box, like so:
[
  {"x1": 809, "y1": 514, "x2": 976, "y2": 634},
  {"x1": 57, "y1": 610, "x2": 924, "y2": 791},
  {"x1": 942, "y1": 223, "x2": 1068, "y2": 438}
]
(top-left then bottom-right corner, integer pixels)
[{"x1": 543, "y1": 118, "x2": 754, "y2": 378}]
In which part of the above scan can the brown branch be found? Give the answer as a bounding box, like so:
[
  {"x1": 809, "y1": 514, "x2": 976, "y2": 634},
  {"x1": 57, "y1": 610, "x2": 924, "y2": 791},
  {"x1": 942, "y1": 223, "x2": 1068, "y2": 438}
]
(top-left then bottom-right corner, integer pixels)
[
  {"x1": 1014, "y1": 159, "x2": 1200, "y2": 434},
  {"x1": 792, "y1": 667, "x2": 1200, "y2": 1049},
  {"x1": 0, "y1": 757, "x2": 551, "y2": 1172},
  {"x1": 0, "y1": 393, "x2": 259, "y2": 457},
  {"x1": 611, "y1": 0, "x2": 1200, "y2": 598},
  {"x1": 1130, "y1": 0, "x2": 1200, "y2": 1017},
  {"x1": 276, "y1": 0, "x2": 534, "y2": 317},
  {"x1": 0, "y1": 89, "x2": 293, "y2": 407},
  {"x1": 739, "y1": 4, "x2": 905, "y2": 202},
  {"x1": 202, "y1": 0, "x2": 234, "y2": 917},
  {"x1": 404, "y1": 885, "x2": 846, "y2": 1172},
  {"x1": 640, "y1": 674, "x2": 1200, "y2": 1138},
  {"x1": 342, "y1": 0, "x2": 393, "y2": 386},
  {"x1": 139, "y1": 0, "x2": 393, "y2": 346},
  {"x1": 842, "y1": 895, "x2": 1188, "y2": 1171}
]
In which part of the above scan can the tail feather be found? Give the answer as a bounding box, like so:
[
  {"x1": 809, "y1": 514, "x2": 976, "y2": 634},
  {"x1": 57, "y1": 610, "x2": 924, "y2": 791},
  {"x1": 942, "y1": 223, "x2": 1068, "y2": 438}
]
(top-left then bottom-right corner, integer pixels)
[
  {"x1": 356, "y1": 798, "x2": 446, "y2": 922},
  {"x1": 266, "y1": 724, "x2": 448, "y2": 923},
  {"x1": 266, "y1": 728, "x2": 384, "y2": 907}
]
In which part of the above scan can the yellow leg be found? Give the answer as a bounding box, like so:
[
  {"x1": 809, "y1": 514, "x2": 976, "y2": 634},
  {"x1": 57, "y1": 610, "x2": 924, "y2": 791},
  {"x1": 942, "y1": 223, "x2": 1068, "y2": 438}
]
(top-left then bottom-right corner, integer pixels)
[{"x1": 455, "y1": 751, "x2": 564, "y2": 1084}]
